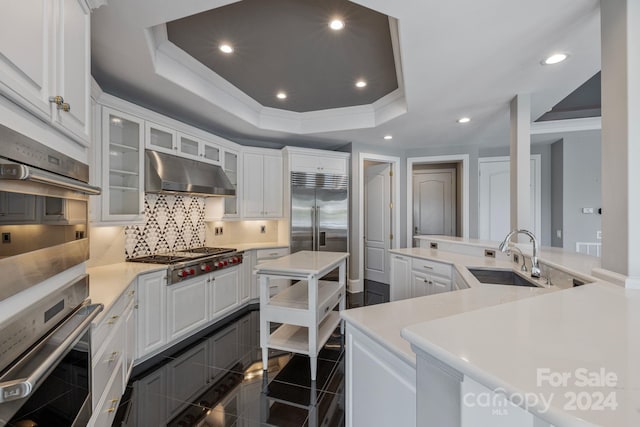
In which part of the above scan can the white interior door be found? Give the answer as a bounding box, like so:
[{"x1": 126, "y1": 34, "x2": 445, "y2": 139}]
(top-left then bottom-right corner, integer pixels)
[
  {"x1": 412, "y1": 169, "x2": 456, "y2": 239},
  {"x1": 364, "y1": 163, "x2": 391, "y2": 283},
  {"x1": 478, "y1": 156, "x2": 541, "y2": 241}
]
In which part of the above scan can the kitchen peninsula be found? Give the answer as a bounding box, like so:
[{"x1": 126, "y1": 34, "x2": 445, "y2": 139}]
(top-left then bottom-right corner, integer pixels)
[{"x1": 341, "y1": 237, "x2": 640, "y2": 427}]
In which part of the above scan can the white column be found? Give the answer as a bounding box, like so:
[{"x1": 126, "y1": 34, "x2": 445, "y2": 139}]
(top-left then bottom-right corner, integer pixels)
[
  {"x1": 601, "y1": 0, "x2": 640, "y2": 288},
  {"x1": 509, "y1": 94, "x2": 531, "y2": 241}
]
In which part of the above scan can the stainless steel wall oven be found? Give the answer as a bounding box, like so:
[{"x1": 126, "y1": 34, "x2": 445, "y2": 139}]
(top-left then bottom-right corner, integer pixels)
[
  {"x1": 0, "y1": 123, "x2": 100, "y2": 302},
  {"x1": 0, "y1": 124, "x2": 102, "y2": 425}
]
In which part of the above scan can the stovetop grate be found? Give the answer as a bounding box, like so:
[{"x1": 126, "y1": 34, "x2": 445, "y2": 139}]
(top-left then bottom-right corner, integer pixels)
[{"x1": 128, "y1": 247, "x2": 236, "y2": 265}]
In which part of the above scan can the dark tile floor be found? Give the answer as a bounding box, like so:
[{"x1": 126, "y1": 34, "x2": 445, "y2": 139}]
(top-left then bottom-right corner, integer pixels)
[{"x1": 113, "y1": 280, "x2": 388, "y2": 427}]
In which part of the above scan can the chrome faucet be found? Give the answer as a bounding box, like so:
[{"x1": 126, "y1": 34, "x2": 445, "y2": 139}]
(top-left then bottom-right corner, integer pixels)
[{"x1": 498, "y1": 229, "x2": 541, "y2": 278}]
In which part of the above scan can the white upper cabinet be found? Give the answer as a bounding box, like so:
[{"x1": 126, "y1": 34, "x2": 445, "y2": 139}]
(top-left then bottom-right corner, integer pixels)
[
  {"x1": 145, "y1": 121, "x2": 177, "y2": 154},
  {"x1": 177, "y1": 133, "x2": 221, "y2": 164},
  {"x1": 242, "y1": 150, "x2": 283, "y2": 219},
  {"x1": 290, "y1": 152, "x2": 348, "y2": 175},
  {"x1": 53, "y1": 0, "x2": 91, "y2": 144},
  {"x1": 0, "y1": 0, "x2": 91, "y2": 146},
  {"x1": 101, "y1": 107, "x2": 145, "y2": 223}
]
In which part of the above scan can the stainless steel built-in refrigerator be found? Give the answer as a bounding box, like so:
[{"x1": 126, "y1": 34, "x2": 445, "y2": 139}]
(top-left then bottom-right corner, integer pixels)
[{"x1": 290, "y1": 172, "x2": 349, "y2": 254}]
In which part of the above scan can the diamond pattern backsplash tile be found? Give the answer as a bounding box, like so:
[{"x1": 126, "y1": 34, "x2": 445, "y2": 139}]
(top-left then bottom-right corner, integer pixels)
[{"x1": 124, "y1": 194, "x2": 206, "y2": 259}]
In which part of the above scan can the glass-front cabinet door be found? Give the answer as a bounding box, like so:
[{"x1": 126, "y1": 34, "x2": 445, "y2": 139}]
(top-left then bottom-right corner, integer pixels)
[
  {"x1": 145, "y1": 121, "x2": 176, "y2": 154},
  {"x1": 177, "y1": 133, "x2": 221, "y2": 164},
  {"x1": 102, "y1": 107, "x2": 145, "y2": 222},
  {"x1": 223, "y1": 150, "x2": 240, "y2": 217}
]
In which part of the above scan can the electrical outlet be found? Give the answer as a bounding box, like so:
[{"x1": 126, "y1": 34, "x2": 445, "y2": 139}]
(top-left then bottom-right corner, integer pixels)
[
  {"x1": 429, "y1": 242, "x2": 438, "y2": 249},
  {"x1": 260, "y1": 225, "x2": 266, "y2": 234},
  {"x1": 484, "y1": 249, "x2": 495, "y2": 258},
  {"x1": 2, "y1": 232, "x2": 10, "y2": 243},
  {"x1": 75, "y1": 231, "x2": 85, "y2": 239},
  {"x1": 214, "y1": 227, "x2": 220, "y2": 236},
  {"x1": 513, "y1": 253, "x2": 520, "y2": 263},
  {"x1": 219, "y1": 226, "x2": 223, "y2": 235}
]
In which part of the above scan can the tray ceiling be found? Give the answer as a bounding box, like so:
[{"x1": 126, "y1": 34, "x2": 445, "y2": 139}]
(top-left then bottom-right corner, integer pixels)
[{"x1": 166, "y1": 0, "x2": 398, "y2": 113}]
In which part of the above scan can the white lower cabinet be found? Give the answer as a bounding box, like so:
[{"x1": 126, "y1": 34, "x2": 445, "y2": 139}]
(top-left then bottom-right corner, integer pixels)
[
  {"x1": 91, "y1": 359, "x2": 124, "y2": 427},
  {"x1": 166, "y1": 276, "x2": 208, "y2": 341},
  {"x1": 411, "y1": 270, "x2": 452, "y2": 297},
  {"x1": 90, "y1": 283, "x2": 135, "y2": 427},
  {"x1": 135, "y1": 270, "x2": 167, "y2": 359},
  {"x1": 390, "y1": 254, "x2": 411, "y2": 301},
  {"x1": 391, "y1": 254, "x2": 453, "y2": 300},
  {"x1": 210, "y1": 266, "x2": 240, "y2": 318},
  {"x1": 346, "y1": 324, "x2": 416, "y2": 427}
]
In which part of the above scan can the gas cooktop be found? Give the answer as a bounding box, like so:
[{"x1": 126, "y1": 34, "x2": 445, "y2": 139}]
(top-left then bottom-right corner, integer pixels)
[
  {"x1": 128, "y1": 247, "x2": 235, "y2": 264},
  {"x1": 128, "y1": 247, "x2": 242, "y2": 284}
]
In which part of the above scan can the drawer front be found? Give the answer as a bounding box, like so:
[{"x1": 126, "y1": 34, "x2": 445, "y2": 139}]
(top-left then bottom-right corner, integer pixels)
[
  {"x1": 411, "y1": 258, "x2": 452, "y2": 278},
  {"x1": 92, "y1": 318, "x2": 125, "y2": 404},
  {"x1": 92, "y1": 359, "x2": 124, "y2": 427},
  {"x1": 92, "y1": 296, "x2": 126, "y2": 355},
  {"x1": 256, "y1": 247, "x2": 289, "y2": 260},
  {"x1": 319, "y1": 286, "x2": 344, "y2": 319}
]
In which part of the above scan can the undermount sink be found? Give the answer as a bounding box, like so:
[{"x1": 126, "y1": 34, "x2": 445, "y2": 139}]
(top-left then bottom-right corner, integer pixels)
[{"x1": 467, "y1": 268, "x2": 540, "y2": 287}]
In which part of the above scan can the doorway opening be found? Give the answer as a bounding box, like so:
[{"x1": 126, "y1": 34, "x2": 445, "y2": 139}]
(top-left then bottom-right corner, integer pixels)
[
  {"x1": 358, "y1": 153, "x2": 400, "y2": 293},
  {"x1": 407, "y1": 155, "x2": 469, "y2": 247}
]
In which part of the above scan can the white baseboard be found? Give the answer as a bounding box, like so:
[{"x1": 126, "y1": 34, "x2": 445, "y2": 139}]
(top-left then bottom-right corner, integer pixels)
[{"x1": 348, "y1": 278, "x2": 363, "y2": 293}]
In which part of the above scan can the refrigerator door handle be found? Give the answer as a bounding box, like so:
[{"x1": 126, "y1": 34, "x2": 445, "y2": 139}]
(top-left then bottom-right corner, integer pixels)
[
  {"x1": 311, "y1": 205, "x2": 317, "y2": 251},
  {"x1": 315, "y1": 206, "x2": 321, "y2": 250}
]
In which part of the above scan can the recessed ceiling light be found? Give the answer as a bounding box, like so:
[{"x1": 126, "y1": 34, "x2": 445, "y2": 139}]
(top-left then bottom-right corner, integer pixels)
[
  {"x1": 355, "y1": 80, "x2": 367, "y2": 88},
  {"x1": 329, "y1": 19, "x2": 345, "y2": 30},
  {"x1": 383, "y1": 135, "x2": 393, "y2": 140},
  {"x1": 542, "y1": 53, "x2": 568, "y2": 65},
  {"x1": 276, "y1": 92, "x2": 287, "y2": 100},
  {"x1": 457, "y1": 117, "x2": 471, "y2": 124},
  {"x1": 219, "y1": 44, "x2": 234, "y2": 54}
]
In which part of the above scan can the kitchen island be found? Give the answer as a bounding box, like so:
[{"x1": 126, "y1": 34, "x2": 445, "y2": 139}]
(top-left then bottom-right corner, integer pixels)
[
  {"x1": 255, "y1": 250, "x2": 348, "y2": 380},
  {"x1": 342, "y1": 239, "x2": 640, "y2": 426}
]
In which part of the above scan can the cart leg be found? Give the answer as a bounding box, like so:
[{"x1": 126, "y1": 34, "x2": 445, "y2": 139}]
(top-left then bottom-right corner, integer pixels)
[{"x1": 310, "y1": 356, "x2": 317, "y2": 381}]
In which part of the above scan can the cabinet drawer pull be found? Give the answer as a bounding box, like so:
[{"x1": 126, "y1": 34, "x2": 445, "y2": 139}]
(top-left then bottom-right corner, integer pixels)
[
  {"x1": 127, "y1": 290, "x2": 135, "y2": 297},
  {"x1": 107, "y1": 315, "x2": 120, "y2": 324},
  {"x1": 423, "y1": 265, "x2": 433, "y2": 270},
  {"x1": 107, "y1": 351, "x2": 119, "y2": 363}
]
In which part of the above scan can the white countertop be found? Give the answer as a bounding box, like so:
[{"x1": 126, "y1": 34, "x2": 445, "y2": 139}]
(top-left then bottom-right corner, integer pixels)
[
  {"x1": 414, "y1": 235, "x2": 601, "y2": 279},
  {"x1": 88, "y1": 262, "x2": 165, "y2": 323},
  {"x1": 341, "y1": 285, "x2": 553, "y2": 367},
  {"x1": 254, "y1": 251, "x2": 348, "y2": 276},
  {"x1": 401, "y1": 283, "x2": 640, "y2": 427},
  {"x1": 221, "y1": 242, "x2": 289, "y2": 252}
]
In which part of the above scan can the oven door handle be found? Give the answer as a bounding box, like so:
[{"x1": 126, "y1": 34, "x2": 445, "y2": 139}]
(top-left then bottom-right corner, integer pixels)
[
  {"x1": 0, "y1": 303, "x2": 103, "y2": 403},
  {"x1": 0, "y1": 163, "x2": 101, "y2": 195}
]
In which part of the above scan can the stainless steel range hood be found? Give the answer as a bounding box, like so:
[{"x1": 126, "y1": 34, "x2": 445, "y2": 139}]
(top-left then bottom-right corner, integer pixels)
[{"x1": 145, "y1": 150, "x2": 236, "y2": 197}]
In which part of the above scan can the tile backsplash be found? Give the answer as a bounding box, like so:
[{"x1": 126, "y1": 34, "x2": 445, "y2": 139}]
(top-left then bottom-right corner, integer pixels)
[{"x1": 124, "y1": 194, "x2": 206, "y2": 258}]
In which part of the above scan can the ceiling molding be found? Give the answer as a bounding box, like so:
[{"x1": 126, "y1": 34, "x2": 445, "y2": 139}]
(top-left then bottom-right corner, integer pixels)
[
  {"x1": 530, "y1": 116, "x2": 601, "y2": 134},
  {"x1": 145, "y1": 21, "x2": 407, "y2": 135}
]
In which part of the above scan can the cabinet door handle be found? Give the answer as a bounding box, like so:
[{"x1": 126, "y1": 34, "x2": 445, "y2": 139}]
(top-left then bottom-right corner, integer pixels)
[
  {"x1": 107, "y1": 351, "x2": 119, "y2": 363},
  {"x1": 107, "y1": 315, "x2": 120, "y2": 324},
  {"x1": 423, "y1": 265, "x2": 433, "y2": 270}
]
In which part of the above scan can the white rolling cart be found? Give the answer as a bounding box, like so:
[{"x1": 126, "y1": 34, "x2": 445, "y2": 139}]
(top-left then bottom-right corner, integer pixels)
[{"x1": 255, "y1": 251, "x2": 348, "y2": 381}]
